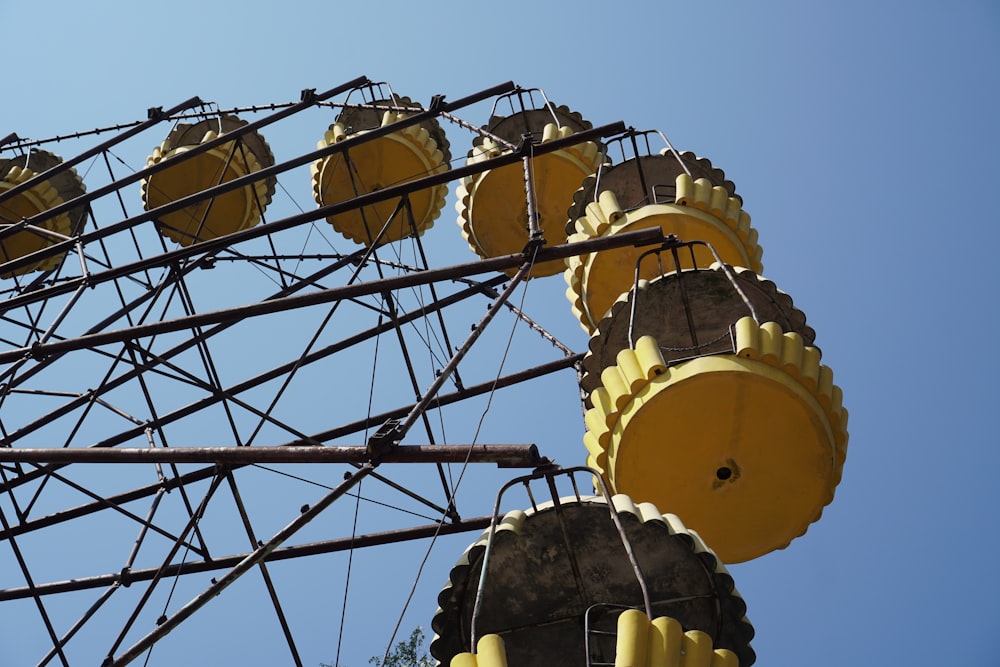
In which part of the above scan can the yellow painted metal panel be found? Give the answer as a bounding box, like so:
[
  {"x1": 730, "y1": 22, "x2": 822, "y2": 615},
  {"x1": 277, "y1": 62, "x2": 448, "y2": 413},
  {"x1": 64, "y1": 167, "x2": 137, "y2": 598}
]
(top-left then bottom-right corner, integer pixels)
[
  {"x1": 142, "y1": 117, "x2": 274, "y2": 247},
  {"x1": 476, "y1": 634, "x2": 508, "y2": 667},
  {"x1": 615, "y1": 608, "x2": 650, "y2": 667},
  {"x1": 451, "y1": 652, "x2": 478, "y2": 667},
  {"x1": 564, "y1": 182, "x2": 763, "y2": 332},
  {"x1": 584, "y1": 322, "x2": 848, "y2": 562},
  {"x1": 648, "y1": 615, "x2": 683, "y2": 667},
  {"x1": 682, "y1": 630, "x2": 714, "y2": 666},
  {"x1": 457, "y1": 122, "x2": 601, "y2": 278},
  {"x1": 311, "y1": 108, "x2": 448, "y2": 247},
  {"x1": 0, "y1": 154, "x2": 80, "y2": 276},
  {"x1": 710, "y1": 649, "x2": 739, "y2": 667}
]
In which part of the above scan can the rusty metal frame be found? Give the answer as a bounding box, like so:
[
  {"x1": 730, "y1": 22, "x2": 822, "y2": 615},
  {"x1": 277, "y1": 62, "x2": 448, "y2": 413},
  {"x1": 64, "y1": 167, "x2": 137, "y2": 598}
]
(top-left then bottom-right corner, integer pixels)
[
  {"x1": 0, "y1": 444, "x2": 547, "y2": 466},
  {"x1": 627, "y1": 237, "x2": 760, "y2": 350},
  {"x1": 0, "y1": 514, "x2": 497, "y2": 603},
  {"x1": 0, "y1": 77, "x2": 659, "y2": 666}
]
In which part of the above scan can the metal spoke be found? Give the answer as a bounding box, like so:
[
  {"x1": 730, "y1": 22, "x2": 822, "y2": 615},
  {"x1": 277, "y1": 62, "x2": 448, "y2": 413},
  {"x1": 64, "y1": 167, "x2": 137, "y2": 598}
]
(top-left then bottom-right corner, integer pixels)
[{"x1": 0, "y1": 79, "x2": 657, "y2": 664}]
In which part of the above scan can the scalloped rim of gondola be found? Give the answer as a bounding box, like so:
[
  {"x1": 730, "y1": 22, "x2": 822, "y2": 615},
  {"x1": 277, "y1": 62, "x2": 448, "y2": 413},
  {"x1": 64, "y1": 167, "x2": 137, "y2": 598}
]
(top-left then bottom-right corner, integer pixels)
[
  {"x1": 147, "y1": 114, "x2": 277, "y2": 208},
  {"x1": 455, "y1": 127, "x2": 602, "y2": 275},
  {"x1": 583, "y1": 327, "x2": 848, "y2": 562},
  {"x1": 311, "y1": 109, "x2": 450, "y2": 247},
  {"x1": 335, "y1": 95, "x2": 453, "y2": 168},
  {"x1": 0, "y1": 149, "x2": 87, "y2": 234},
  {"x1": 0, "y1": 162, "x2": 75, "y2": 274},
  {"x1": 564, "y1": 195, "x2": 763, "y2": 333},
  {"x1": 565, "y1": 150, "x2": 738, "y2": 236},
  {"x1": 143, "y1": 128, "x2": 273, "y2": 246},
  {"x1": 579, "y1": 264, "x2": 816, "y2": 396},
  {"x1": 469, "y1": 102, "x2": 594, "y2": 155}
]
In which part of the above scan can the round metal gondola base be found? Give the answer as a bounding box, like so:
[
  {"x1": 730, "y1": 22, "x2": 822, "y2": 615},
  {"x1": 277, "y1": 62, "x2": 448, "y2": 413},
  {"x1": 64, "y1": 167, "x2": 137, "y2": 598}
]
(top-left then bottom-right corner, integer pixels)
[{"x1": 431, "y1": 495, "x2": 754, "y2": 667}]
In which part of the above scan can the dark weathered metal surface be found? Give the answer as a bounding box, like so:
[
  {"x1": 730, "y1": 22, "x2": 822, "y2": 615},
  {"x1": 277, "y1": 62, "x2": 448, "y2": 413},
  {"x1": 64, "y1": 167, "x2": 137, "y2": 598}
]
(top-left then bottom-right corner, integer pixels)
[
  {"x1": 567, "y1": 149, "x2": 738, "y2": 234},
  {"x1": 432, "y1": 498, "x2": 755, "y2": 667},
  {"x1": 0, "y1": 225, "x2": 657, "y2": 364},
  {"x1": 479, "y1": 97, "x2": 592, "y2": 149},
  {"x1": 581, "y1": 265, "x2": 816, "y2": 395}
]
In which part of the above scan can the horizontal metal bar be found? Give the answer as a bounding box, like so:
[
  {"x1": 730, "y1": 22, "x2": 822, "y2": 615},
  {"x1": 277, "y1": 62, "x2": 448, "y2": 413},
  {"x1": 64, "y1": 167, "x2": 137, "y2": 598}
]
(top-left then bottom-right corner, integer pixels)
[
  {"x1": 0, "y1": 226, "x2": 660, "y2": 363},
  {"x1": 0, "y1": 350, "x2": 576, "y2": 499},
  {"x1": 0, "y1": 444, "x2": 546, "y2": 466},
  {"x1": 299, "y1": 352, "x2": 585, "y2": 444},
  {"x1": 0, "y1": 514, "x2": 495, "y2": 601},
  {"x1": 0, "y1": 114, "x2": 621, "y2": 310}
]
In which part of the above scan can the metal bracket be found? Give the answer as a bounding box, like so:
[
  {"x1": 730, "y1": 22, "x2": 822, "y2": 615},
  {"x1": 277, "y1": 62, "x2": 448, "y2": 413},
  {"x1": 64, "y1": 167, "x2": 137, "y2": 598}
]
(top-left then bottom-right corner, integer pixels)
[
  {"x1": 521, "y1": 232, "x2": 546, "y2": 255},
  {"x1": 366, "y1": 418, "x2": 403, "y2": 462},
  {"x1": 428, "y1": 94, "x2": 446, "y2": 111},
  {"x1": 658, "y1": 232, "x2": 682, "y2": 249}
]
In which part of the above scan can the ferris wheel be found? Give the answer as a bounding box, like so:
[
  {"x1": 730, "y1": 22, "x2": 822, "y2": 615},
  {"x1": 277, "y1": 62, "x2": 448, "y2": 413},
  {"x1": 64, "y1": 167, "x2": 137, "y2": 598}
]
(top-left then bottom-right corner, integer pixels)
[{"x1": 0, "y1": 77, "x2": 847, "y2": 667}]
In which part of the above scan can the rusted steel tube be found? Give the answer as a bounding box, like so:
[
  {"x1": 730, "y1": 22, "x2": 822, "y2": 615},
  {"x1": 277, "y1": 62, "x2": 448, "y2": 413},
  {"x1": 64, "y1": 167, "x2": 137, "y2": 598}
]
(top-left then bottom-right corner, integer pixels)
[
  {"x1": 0, "y1": 515, "x2": 495, "y2": 601},
  {"x1": 0, "y1": 81, "x2": 521, "y2": 277},
  {"x1": 0, "y1": 226, "x2": 660, "y2": 364},
  {"x1": 0, "y1": 444, "x2": 546, "y2": 466}
]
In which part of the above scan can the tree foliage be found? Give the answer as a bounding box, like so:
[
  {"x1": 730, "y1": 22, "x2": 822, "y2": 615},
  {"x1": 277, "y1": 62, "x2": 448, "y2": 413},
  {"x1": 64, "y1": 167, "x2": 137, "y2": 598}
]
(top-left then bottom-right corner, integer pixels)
[
  {"x1": 370, "y1": 627, "x2": 433, "y2": 667},
  {"x1": 323, "y1": 627, "x2": 432, "y2": 667}
]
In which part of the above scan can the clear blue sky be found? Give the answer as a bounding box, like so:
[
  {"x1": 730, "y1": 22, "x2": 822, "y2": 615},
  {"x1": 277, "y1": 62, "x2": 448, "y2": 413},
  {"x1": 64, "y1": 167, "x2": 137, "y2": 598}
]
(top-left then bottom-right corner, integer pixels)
[{"x1": 1, "y1": 1, "x2": 997, "y2": 665}]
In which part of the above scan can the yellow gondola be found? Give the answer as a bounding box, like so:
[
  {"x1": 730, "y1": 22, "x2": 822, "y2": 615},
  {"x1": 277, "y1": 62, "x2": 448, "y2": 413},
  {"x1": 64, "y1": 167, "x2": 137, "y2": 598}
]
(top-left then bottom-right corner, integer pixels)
[
  {"x1": 431, "y1": 494, "x2": 755, "y2": 667},
  {"x1": 565, "y1": 146, "x2": 737, "y2": 236},
  {"x1": 142, "y1": 114, "x2": 275, "y2": 246},
  {"x1": 584, "y1": 323, "x2": 848, "y2": 563},
  {"x1": 0, "y1": 149, "x2": 86, "y2": 277},
  {"x1": 579, "y1": 263, "x2": 815, "y2": 399},
  {"x1": 311, "y1": 94, "x2": 450, "y2": 247},
  {"x1": 457, "y1": 100, "x2": 602, "y2": 277},
  {"x1": 566, "y1": 176, "x2": 762, "y2": 333}
]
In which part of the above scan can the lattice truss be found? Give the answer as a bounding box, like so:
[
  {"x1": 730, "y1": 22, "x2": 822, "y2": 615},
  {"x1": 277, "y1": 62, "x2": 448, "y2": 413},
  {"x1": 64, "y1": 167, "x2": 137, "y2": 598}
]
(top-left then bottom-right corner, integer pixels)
[{"x1": 0, "y1": 79, "x2": 656, "y2": 666}]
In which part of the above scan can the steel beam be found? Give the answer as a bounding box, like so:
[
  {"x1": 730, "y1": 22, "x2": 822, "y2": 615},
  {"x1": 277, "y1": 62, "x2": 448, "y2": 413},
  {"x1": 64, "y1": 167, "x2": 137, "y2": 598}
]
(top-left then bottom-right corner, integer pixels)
[
  {"x1": 0, "y1": 515, "x2": 495, "y2": 602},
  {"x1": 0, "y1": 95, "x2": 205, "y2": 208},
  {"x1": 0, "y1": 77, "x2": 369, "y2": 241},
  {"x1": 0, "y1": 80, "x2": 519, "y2": 278},
  {"x1": 0, "y1": 116, "x2": 625, "y2": 304},
  {"x1": 0, "y1": 356, "x2": 578, "y2": 534},
  {"x1": 0, "y1": 226, "x2": 661, "y2": 363},
  {"x1": 0, "y1": 444, "x2": 546, "y2": 467}
]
